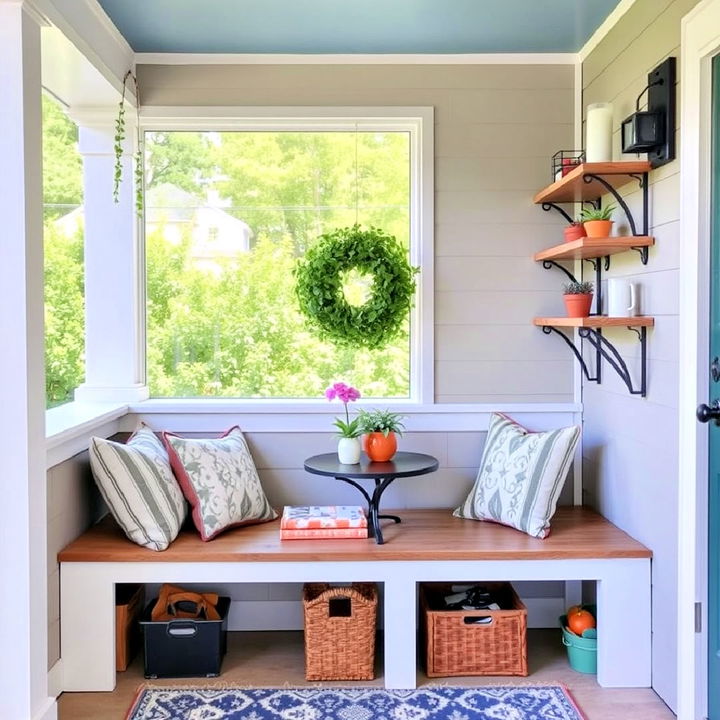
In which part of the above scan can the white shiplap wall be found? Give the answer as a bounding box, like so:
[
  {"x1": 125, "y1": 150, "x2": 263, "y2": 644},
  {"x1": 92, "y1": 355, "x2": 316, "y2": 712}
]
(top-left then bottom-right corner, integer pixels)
[{"x1": 580, "y1": 0, "x2": 701, "y2": 711}]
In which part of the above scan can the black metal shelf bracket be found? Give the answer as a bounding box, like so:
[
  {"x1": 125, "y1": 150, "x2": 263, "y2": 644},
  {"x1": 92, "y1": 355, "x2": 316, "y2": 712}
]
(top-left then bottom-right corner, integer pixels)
[
  {"x1": 541, "y1": 326, "x2": 598, "y2": 383},
  {"x1": 539, "y1": 324, "x2": 648, "y2": 396},
  {"x1": 541, "y1": 202, "x2": 574, "y2": 224},
  {"x1": 578, "y1": 326, "x2": 648, "y2": 396},
  {"x1": 541, "y1": 260, "x2": 577, "y2": 283},
  {"x1": 582, "y1": 172, "x2": 650, "y2": 265}
]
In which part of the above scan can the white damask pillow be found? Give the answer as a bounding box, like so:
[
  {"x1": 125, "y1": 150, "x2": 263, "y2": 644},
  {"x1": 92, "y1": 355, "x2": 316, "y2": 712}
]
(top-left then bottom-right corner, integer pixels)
[
  {"x1": 89, "y1": 424, "x2": 187, "y2": 551},
  {"x1": 453, "y1": 413, "x2": 580, "y2": 539},
  {"x1": 163, "y1": 426, "x2": 277, "y2": 541}
]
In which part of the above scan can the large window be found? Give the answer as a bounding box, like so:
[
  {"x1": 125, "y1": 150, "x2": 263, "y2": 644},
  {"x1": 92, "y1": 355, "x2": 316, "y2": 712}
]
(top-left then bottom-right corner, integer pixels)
[
  {"x1": 42, "y1": 93, "x2": 85, "y2": 408},
  {"x1": 144, "y1": 123, "x2": 420, "y2": 400}
]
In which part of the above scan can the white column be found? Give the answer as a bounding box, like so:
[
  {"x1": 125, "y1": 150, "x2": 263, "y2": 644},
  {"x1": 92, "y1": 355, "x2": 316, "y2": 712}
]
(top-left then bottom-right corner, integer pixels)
[
  {"x1": 71, "y1": 107, "x2": 148, "y2": 403},
  {"x1": 0, "y1": 3, "x2": 56, "y2": 719}
]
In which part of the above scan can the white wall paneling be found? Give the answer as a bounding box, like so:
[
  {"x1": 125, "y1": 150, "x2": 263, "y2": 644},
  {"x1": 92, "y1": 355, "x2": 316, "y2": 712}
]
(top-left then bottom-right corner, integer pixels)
[{"x1": 0, "y1": 3, "x2": 55, "y2": 719}]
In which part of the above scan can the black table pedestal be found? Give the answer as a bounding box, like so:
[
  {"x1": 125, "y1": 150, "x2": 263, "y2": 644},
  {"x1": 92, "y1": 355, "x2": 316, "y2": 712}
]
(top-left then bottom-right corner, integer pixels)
[
  {"x1": 336, "y1": 475, "x2": 402, "y2": 544},
  {"x1": 303, "y1": 452, "x2": 439, "y2": 545}
]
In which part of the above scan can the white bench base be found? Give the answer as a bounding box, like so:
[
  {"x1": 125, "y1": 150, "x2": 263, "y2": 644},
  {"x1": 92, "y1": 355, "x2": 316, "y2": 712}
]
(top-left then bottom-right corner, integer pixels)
[{"x1": 60, "y1": 557, "x2": 651, "y2": 692}]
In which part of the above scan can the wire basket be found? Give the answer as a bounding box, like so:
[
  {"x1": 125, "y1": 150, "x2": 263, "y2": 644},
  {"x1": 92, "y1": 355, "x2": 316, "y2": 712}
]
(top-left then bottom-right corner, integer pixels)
[
  {"x1": 302, "y1": 583, "x2": 377, "y2": 681},
  {"x1": 551, "y1": 150, "x2": 585, "y2": 182}
]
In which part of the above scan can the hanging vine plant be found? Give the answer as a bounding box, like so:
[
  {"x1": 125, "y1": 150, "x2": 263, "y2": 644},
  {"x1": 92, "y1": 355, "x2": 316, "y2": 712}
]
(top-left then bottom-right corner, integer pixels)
[
  {"x1": 294, "y1": 225, "x2": 419, "y2": 350},
  {"x1": 113, "y1": 70, "x2": 144, "y2": 217}
]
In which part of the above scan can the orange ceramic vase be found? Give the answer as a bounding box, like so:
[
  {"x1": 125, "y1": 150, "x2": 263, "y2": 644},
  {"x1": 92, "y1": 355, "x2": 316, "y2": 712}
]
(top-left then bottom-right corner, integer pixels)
[{"x1": 364, "y1": 432, "x2": 397, "y2": 462}]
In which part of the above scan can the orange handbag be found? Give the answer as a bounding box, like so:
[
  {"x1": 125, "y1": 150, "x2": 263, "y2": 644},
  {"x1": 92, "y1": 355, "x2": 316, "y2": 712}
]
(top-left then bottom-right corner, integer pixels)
[{"x1": 150, "y1": 583, "x2": 221, "y2": 622}]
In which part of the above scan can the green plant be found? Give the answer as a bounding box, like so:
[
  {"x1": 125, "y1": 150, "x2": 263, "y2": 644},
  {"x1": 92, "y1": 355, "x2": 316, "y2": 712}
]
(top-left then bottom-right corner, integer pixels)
[
  {"x1": 562, "y1": 281, "x2": 594, "y2": 295},
  {"x1": 294, "y1": 225, "x2": 419, "y2": 349},
  {"x1": 114, "y1": 70, "x2": 144, "y2": 217},
  {"x1": 579, "y1": 204, "x2": 616, "y2": 222},
  {"x1": 357, "y1": 408, "x2": 406, "y2": 437}
]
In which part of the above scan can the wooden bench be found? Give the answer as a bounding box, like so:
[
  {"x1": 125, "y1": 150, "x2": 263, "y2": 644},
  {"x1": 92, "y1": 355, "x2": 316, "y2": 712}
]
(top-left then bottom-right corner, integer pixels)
[{"x1": 58, "y1": 507, "x2": 652, "y2": 692}]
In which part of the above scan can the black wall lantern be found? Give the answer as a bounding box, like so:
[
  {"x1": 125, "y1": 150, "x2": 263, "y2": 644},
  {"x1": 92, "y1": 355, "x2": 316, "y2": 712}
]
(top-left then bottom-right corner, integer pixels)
[{"x1": 621, "y1": 57, "x2": 676, "y2": 167}]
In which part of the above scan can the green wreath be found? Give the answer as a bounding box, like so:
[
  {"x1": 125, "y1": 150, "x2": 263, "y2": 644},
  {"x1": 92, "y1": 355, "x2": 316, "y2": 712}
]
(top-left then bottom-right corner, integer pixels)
[{"x1": 294, "y1": 226, "x2": 418, "y2": 349}]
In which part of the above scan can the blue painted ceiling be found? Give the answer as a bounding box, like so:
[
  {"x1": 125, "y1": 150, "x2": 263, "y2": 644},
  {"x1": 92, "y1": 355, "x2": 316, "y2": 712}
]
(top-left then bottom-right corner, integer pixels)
[{"x1": 97, "y1": 0, "x2": 622, "y2": 54}]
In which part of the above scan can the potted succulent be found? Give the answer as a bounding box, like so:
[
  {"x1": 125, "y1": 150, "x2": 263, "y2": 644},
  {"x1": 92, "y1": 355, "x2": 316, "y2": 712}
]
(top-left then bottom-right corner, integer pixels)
[
  {"x1": 563, "y1": 281, "x2": 594, "y2": 318},
  {"x1": 579, "y1": 204, "x2": 616, "y2": 238},
  {"x1": 358, "y1": 409, "x2": 406, "y2": 462},
  {"x1": 325, "y1": 382, "x2": 362, "y2": 464},
  {"x1": 563, "y1": 220, "x2": 587, "y2": 243}
]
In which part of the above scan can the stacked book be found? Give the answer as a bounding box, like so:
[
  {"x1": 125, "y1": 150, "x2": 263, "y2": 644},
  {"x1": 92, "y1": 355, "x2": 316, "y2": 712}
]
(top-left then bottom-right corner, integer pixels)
[{"x1": 280, "y1": 506, "x2": 368, "y2": 540}]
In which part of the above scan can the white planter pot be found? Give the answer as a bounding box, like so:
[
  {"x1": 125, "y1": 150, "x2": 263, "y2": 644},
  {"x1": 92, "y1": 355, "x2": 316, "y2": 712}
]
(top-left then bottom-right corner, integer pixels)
[{"x1": 337, "y1": 437, "x2": 361, "y2": 464}]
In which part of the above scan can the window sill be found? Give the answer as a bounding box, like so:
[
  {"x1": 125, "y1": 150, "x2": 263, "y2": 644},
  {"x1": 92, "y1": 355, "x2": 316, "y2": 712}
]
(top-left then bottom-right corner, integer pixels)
[{"x1": 46, "y1": 401, "x2": 129, "y2": 468}]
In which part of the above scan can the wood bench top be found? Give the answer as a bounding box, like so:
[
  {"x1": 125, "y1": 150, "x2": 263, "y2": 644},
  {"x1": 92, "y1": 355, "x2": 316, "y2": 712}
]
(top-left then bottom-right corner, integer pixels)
[{"x1": 58, "y1": 507, "x2": 651, "y2": 563}]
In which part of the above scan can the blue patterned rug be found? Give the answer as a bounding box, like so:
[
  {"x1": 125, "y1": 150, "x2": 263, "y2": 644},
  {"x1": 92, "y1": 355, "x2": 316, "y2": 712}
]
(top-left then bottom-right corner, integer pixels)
[{"x1": 126, "y1": 686, "x2": 586, "y2": 720}]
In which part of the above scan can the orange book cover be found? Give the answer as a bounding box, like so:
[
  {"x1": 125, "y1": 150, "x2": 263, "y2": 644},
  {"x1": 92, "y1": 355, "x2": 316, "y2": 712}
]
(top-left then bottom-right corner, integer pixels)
[
  {"x1": 280, "y1": 527, "x2": 368, "y2": 540},
  {"x1": 281, "y1": 506, "x2": 367, "y2": 529}
]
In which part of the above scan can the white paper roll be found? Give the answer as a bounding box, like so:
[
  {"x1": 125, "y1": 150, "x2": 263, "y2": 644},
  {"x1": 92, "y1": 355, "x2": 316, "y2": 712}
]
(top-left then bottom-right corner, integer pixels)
[{"x1": 586, "y1": 103, "x2": 613, "y2": 162}]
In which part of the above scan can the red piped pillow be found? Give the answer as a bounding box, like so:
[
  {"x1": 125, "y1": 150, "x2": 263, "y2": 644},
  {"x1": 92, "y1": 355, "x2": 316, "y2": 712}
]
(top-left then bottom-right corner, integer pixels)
[{"x1": 163, "y1": 426, "x2": 277, "y2": 541}]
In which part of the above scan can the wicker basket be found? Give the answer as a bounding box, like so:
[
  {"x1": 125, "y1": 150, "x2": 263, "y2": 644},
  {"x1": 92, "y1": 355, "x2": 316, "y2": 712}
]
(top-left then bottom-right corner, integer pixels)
[
  {"x1": 421, "y1": 582, "x2": 527, "y2": 677},
  {"x1": 303, "y1": 583, "x2": 377, "y2": 681}
]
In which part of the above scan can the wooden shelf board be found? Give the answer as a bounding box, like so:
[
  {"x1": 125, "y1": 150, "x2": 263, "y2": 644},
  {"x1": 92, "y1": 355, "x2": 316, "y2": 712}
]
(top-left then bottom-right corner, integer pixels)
[
  {"x1": 534, "y1": 316, "x2": 654, "y2": 328},
  {"x1": 533, "y1": 161, "x2": 652, "y2": 204},
  {"x1": 534, "y1": 236, "x2": 654, "y2": 262}
]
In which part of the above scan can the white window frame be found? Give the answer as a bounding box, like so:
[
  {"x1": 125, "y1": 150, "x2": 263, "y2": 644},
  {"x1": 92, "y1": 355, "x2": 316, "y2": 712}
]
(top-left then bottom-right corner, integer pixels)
[{"x1": 140, "y1": 106, "x2": 435, "y2": 405}]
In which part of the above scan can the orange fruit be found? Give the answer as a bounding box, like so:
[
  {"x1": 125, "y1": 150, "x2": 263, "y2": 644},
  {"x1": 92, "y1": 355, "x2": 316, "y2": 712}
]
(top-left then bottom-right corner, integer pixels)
[{"x1": 567, "y1": 608, "x2": 596, "y2": 636}]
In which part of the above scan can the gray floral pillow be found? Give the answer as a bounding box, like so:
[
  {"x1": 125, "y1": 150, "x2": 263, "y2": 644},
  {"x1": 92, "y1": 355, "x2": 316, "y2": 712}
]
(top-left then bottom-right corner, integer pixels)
[
  {"x1": 454, "y1": 413, "x2": 580, "y2": 538},
  {"x1": 164, "y1": 427, "x2": 277, "y2": 541}
]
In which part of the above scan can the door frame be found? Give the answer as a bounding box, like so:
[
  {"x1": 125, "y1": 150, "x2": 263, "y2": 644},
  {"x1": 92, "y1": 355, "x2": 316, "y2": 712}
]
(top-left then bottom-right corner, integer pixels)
[{"x1": 679, "y1": 1, "x2": 720, "y2": 718}]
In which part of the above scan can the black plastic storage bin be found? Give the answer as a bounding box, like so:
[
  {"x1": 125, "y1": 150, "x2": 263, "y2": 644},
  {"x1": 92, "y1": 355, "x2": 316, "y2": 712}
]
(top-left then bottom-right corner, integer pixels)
[{"x1": 140, "y1": 595, "x2": 230, "y2": 678}]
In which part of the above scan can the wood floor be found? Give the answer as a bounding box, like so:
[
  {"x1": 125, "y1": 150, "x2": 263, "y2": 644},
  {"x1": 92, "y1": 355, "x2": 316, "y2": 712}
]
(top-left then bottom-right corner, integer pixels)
[{"x1": 58, "y1": 629, "x2": 674, "y2": 719}]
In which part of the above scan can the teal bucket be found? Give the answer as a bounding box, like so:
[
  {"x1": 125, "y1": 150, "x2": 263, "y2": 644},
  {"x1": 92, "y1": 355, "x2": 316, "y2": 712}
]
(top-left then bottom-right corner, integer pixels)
[{"x1": 559, "y1": 614, "x2": 597, "y2": 674}]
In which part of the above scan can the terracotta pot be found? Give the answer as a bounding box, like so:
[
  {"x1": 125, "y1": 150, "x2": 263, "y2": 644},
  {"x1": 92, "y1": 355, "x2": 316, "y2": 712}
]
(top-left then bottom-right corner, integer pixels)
[
  {"x1": 563, "y1": 224, "x2": 587, "y2": 243},
  {"x1": 582, "y1": 219, "x2": 613, "y2": 238},
  {"x1": 563, "y1": 293, "x2": 594, "y2": 318},
  {"x1": 363, "y1": 432, "x2": 398, "y2": 462}
]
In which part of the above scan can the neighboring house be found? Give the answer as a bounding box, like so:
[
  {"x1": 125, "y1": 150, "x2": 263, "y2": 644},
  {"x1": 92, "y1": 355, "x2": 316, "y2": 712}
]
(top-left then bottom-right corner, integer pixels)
[{"x1": 56, "y1": 183, "x2": 252, "y2": 272}]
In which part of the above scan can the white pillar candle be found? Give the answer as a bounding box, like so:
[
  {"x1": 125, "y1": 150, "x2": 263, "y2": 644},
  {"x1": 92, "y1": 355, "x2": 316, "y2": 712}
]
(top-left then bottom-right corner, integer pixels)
[{"x1": 585, "y1": 103, "x2": 613, "y2": 162}]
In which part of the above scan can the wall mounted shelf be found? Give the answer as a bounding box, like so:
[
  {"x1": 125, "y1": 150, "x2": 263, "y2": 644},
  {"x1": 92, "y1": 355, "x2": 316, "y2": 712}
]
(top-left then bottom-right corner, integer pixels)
[
  {"x1": 533, "y1": 236, "x2": 654, "y2": 263},
  {"x1": 533, "y1": 316, "x2": 654, "y2": 328},
  {"x1": 532, "y1": 162, "x2": 655, "y2": 398},
  {"x1": 533, "y1": 161, "x2": 653, "y2": 204}
]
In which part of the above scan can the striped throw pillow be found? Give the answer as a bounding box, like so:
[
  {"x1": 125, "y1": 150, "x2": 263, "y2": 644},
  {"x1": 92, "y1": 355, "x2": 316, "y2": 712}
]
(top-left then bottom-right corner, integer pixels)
[
  {"x1": 453, "y1": 413, "x2": 580, "y2": 539},
  {"x1": 163, "y1": 426, "x2": 277, "y2": 541},
  {"x1": 89, "y1": 425, "x2": 187, "y2": 551}
]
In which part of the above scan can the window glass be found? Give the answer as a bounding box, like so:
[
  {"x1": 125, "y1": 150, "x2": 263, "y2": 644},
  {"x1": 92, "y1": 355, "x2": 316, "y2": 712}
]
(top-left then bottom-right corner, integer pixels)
[
  {"x1": 145, "y1": 130, "x2": 412, "y2": 399},
  {"x1": 43, "y1": 93, "x2": 85, "y2": 408}
]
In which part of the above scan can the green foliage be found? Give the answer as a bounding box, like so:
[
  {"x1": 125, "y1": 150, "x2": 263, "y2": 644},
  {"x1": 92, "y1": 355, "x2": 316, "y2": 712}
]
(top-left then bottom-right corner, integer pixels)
[
  {"x1": 562, "y1": 281, "x2": 594, "y2": 295},
  {"x1": 214, "y1": 131, "x2": 410, "y2": 254},
  {"x1": 579, "y1": 204, "x2": 616, "y2": 222},
  {"x1": 294, "y1": 226, "x2": 418, "y2": 350},
  {"x1": 357, "y1": 409, "x2": 406, "y2": 437},
  {"x1": 144, "y1": 132, "x2": 214, "y2": 194},
  {"x1": 41, "y1": 95, "x2": 82, "y2": 220},
  {"x1": 114, "y1": 71, "x2": 144, "y2": 216},
  {"x1": 44, "y1": 223, "x2": 85, "y2": 406},
  {"x1": 333, "y1": 417, "x2": 362, "y2": 438},
  {"x1": 113, "y1": 99, "x2": 126, "y2": 203},
  {"x1": 43, "y1": 124, "x2": 413, "y2": 402}
]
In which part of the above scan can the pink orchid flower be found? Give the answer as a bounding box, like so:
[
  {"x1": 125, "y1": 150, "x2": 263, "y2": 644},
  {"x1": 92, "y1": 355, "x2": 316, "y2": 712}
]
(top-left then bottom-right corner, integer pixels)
[{"x1": 325, "y1": 382, "x2": 362, "y2": 436}]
